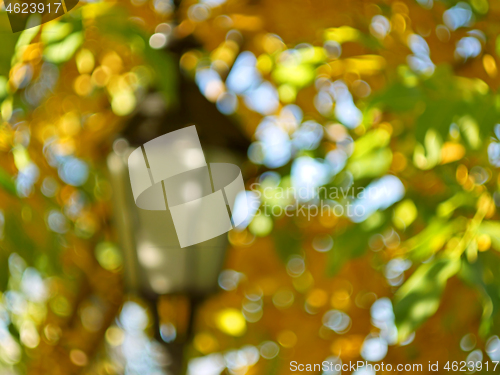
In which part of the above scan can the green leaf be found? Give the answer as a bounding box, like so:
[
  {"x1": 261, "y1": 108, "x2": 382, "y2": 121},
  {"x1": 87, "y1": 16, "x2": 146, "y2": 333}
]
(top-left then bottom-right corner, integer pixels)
[
  {"x1": 41, "y1": 21, "x2": 73, "y2": 44},
  {"x1": 467, "y1": 95, "x2": 500, "y2": 139},
  {"x1": 142, "y1": 45, "x2": 178, "y2": 106},
  {"x1": 327, "y1": 225, "x2": 374, "y2": 276},
  {"x1": 15, "y1": 23, "x2": 40, "y2": 50},
  {"x1": 0, "y1": 14, "x2": 20, "y2": 76},
  {"x1": 413, "y1": 128, "x2": 443, "y2": 170},
  {"x1": 415, "y1": 99, "x2": 460, "y2": 144},
  {"x1": 436, "y1": 192, "x2": 472, "y2": 218},
  {"x1": 394, "y1": 256, "x2": 460, "y2": 341},
  {"x1": 478, "y1": 221, "x2": 500, "y2": 251},
  {"x1": 404, "y1": 218, "x2": 459, "y2": 260},
  {"x1": 0, "y1": 76, "x2": 7, "y2": 99},
  {"x1": 43, "y1": 31, "x2": 84, "y2": 63},
  {"x1": 0, "y1": 166, "x2": 16, "y2": 196},
  {"x1": 459, "y1": 253, "x2": 500, "y2": 336},
  {"x1": 347, "y1": 147, "x2": 392, "y2": 179},
  {"x1": 393, "y1": 199, "x2": 418, "y2": 229},
  {"x1": 350, "y1": 128, "x2": 391, "y2": 159},
  {"x1": 3, "y1": 213, "x2": 36, "y2": 264},
  {"x1": 370, "y1": 69, "x2": 500, "y2": 146},
  {"x1": 0, "y1": 247, "x2": 9, "y2": 291},
  {"x1": 457, "y1": 115, "x2": 481, "y2": 150},
  {"x1": 273, "y1": 223, "x2": 302, "y2": 262},
  {"x1": 369, "y1": 82, "x2": 422, "y2": 112}
]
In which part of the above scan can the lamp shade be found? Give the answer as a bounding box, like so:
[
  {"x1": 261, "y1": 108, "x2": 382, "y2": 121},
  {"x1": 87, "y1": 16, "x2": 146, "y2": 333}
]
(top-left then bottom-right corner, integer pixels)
[{"x1": 107, "y1": 136, "x2": 242, "y2": 297}]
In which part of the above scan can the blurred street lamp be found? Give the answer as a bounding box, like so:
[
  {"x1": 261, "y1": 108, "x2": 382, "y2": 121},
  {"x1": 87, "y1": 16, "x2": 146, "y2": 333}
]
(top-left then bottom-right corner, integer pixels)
[
  {"x1": 106, "y1": 83, "x2": 249, "y2": 373},
  {"x1": 107, "y1": 136, "x2": 243, "y2": 298}
]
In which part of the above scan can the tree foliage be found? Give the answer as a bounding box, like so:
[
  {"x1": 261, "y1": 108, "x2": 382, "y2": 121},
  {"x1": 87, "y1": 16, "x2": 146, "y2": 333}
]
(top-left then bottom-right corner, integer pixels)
[{"x1": 0, "y1": 0, "x2": 499, "y2": 374}]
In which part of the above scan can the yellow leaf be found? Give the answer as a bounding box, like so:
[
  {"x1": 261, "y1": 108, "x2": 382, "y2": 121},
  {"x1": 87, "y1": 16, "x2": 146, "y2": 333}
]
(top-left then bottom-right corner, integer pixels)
[
  {"x1": 215, "y1": 309, "x2": 246, "y2": 336},
  {"x1": 440, "y1": 142, "x2": 465, "y2": 164},
  {"x1": 324, "y1": 26, "x2": 361, "y2": 44}
]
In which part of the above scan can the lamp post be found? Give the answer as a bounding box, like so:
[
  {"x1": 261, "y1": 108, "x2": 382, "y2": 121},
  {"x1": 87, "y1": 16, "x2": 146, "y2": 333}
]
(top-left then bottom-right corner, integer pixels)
[
  {"x1": 106, "y1": 144, "x2": 227, "y2": 374},
  {"x1": 106, "y1": 84, "x2": 249, "y2": 374}
]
